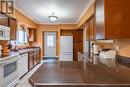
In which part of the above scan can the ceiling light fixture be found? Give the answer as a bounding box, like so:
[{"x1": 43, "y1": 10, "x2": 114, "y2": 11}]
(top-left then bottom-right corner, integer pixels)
[{"x1": 48, "y1": 12, "x2": 58, "y2": 22}]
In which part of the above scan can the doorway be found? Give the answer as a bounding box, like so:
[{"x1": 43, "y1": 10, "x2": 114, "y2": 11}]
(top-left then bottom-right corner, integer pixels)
[{"x1": 44, "y1": 32, "x2": 56, "y2": 58}]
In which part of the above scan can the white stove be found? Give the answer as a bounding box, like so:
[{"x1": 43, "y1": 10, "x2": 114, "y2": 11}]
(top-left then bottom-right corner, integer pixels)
[{"x1": 0, "y1": 53, "x2": 19, "y2": 87}]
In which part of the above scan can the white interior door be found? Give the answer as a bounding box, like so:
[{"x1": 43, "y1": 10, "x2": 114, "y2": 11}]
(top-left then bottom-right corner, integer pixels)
[{"x1": 44, "y1": 32, "x2": 56, "y2": 57}]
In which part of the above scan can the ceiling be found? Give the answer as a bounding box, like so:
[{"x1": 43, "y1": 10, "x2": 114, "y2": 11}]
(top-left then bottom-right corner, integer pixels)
[{"x1": 15, "y1": 0, "x2": 91, "y2": 24}]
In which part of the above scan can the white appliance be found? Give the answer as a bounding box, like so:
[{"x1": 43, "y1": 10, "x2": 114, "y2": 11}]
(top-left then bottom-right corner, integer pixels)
[
  {"x1": 0, "y1": 54, "x2": 19, "y2": 87},
  {"x1": 0, "y1": 25, "x2": 10, "y2": 40},
  {"x1": 99, "y1": 49, "x2": 116, "y2": 58},
  {"x1": 18, "y1": 53, "x2": 28, "y2": 78},
  {"x1": 60, "y1": 36, "x2": 73, "y2": 61}
]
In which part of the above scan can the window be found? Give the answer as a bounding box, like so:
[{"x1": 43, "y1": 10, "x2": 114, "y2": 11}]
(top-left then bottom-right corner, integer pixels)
[
  {"x1": 17, "y1": 30, "x2": 28, "y2": 44},
  {"x1": 47, "y1": 35, "x2": 54, "y2": 47}
]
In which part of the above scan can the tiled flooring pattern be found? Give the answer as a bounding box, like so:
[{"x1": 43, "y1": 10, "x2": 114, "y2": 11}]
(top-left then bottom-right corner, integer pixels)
[{"x1": 15, "y1": 61, "x2": 44, "y2": 87}]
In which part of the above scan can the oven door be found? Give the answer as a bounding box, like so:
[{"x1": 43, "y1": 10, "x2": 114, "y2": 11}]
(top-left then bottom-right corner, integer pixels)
[{"x1": 2, "y1": 57, "x2": 18, "y2": 86}]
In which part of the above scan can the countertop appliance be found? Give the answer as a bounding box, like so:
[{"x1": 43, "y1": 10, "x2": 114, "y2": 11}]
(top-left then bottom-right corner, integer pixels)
[
  {"x1": 99, "y1": 49, "x2": 116, "y2": 58},
  {"x1": 0, "y1": 53, "x2": 19, "y2": 87},
  {"x1": 0, "y1": 25, "x2": 10, "y2": 40},
  {"x1": 60, "y1": 36, "x2": 73, "y2": 61}
]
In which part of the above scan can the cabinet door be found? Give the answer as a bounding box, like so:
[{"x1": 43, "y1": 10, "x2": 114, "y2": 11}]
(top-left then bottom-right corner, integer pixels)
[
  {"x1": 28, "y1": 53, "x2": 34, "y2": 70},
  {"x1": 73, "y1": 42, "x2": 83, "y2": 61},
  {"x1": 29, "y1": 28, "x2": 36, "y2": 41},
  {"x1": 105, "y1": 0, "x2": 130, "y2": 39},
  {"x1": 8, "y1": 18, "x2": 17, "y2": 40},
  {"x1": 33, "y1": 52, "x2": 37, "y2": 65},
  {"x1": 90, "y1": 17, "x2": 95, "y2": 40},
  {"x1": 95, "y1": 0, "x2": 105, "y2": 39},
  {"x1": 36, "y1": 51, "x2": 40, "y2": 63},
  {"x1": 72, "y1": 30, "x2": 83, "y2": 42},
  {"x1": 0, "y1": 14, "x2": 8, "y2": 26}
]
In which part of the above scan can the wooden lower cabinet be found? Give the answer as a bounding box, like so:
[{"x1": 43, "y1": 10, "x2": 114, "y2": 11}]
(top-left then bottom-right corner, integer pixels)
[
  {"x1": 36, "y1": 51, "x2": 40, "y2": 63},
  {"x1": 28, "y1": 51, "x2": 34, "y2": 70},
  {"x1": 33, "y1": 52, "x2": 37, "y2": 65},
  {"x1": 28, "y1": 48, "x2": 41, "y2": 70}
]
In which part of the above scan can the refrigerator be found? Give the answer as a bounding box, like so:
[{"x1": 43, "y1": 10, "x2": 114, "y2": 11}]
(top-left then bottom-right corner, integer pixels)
[{"x1": 60, "y1": 36, "x2": 73, "y2": 61}]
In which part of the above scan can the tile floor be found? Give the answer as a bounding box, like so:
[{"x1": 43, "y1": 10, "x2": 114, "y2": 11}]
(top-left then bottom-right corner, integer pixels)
[
  {"x1": 15, "y1": 61, "x2": 44, "y2": 87},
  {"x1": 15, "y1": 59, "x2": 56, "y2": 87}
]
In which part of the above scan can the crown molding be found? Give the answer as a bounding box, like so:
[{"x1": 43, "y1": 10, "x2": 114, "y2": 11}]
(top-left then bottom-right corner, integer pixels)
[
  {"x1": 37, "y1": 23, "x2": 77, "y2": 25},
  {"x1": 15, "y1": 6, "x2": 39, "y2": 24},
  {"x1": 76, "y1": 0, "x2": 96, "y2": 24}
]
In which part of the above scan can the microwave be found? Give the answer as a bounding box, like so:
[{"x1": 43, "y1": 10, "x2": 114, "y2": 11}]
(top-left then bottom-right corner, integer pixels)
[{"x1": 0, "y1": 25, "x2": 10, "y2": 40}]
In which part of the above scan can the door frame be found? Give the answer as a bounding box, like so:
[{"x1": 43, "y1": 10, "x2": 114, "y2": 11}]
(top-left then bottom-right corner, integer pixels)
[{"x1": 42, "y1": 31, "x2": 58, "y2": 58}]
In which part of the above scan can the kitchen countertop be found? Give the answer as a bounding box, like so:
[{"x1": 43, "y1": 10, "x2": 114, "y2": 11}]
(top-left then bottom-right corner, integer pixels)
[
  {"x1": 18, "y1": 47, "x2": 40, "y2": 54},
  {"x1": 0, "y1": 47, "x2": 40, "y2": 63},
  {"x1": 18, "y1": 48, "x2": 34, "y2": 54},
  {"x1": 29, "y1": 56, "x2": 130, "y2": 87}
]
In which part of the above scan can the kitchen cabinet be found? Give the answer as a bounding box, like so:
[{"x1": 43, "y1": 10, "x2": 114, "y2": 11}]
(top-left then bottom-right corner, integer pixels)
[
  {"x1": 95, "y1": 0, "x2": 130, "y2": 39},
  {"x1": 36, "y1": 50, "x2": 40, "y2": 63},
  {"x1": 33, "y1": 52, "x2": 37, "y2": 65},
  {"x1": 0, "y1": 15, "x2": 17, "y2": 40},
  {"x1": 0, "y1": 14, "x2": 8, "y2": 26},
  {"x1": 72, "y1": 30, "x2": 83, "y2": 42},
  {"x1": 72, "y1": 30, "x2": 83, "y2": 61},
  {"x1": 29, "y1": 28, "x2": 36, "y2": 42},
  {"x1": 28, "y1": 51, "x2": 34, "y2": 70},
  {"x1": 89, "y1": 17, "x2": 95, "y2": 40},
  {"x1": 28, "y1": 48, "x2": 40, "y2": 70},
  {"x1": 18, "y1": 53, "x2": 28, "y2": 78},
  {"x1": 8, "y1": 18, "x2": 17, "y2": 40},
  {"x1": 86, "y1": 15, "x2": 95, "y2": 41}
]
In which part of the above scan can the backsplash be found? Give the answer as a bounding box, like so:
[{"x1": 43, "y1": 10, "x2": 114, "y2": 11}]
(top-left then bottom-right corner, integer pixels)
[
  {"x1": 115, "y1": 39, "x2": 130, "y2": 57},
  {"x1": 97, "y1": 39, "x2": 130, "y2": 58}
]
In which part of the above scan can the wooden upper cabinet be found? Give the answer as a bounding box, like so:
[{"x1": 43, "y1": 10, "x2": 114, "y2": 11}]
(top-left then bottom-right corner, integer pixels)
[
  {"x1": 86, "y1": 16, "x2": 95, "y2": 41},
  {"x1": 29, "y1": 28, "x2": 36, "y2": 42},
  {"x1": 8, "y1": 18, "x2": 17, "y2": 40},
  {"x1": 95, "y1": 0, "x2": 130, "y2": 39},
  {"x1": 89, "y1": 17, "x2": 95, "y2": 40},
  {"x1": 0, "y1": 14, "x2": 8, "y2": 26}
]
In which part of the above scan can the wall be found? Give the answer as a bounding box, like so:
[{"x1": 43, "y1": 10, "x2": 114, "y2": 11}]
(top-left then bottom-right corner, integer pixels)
[
  {"x1": 31, "y1": 24, "x2": 77, "y2": 57},
  {"x1": 9, "y1": 9, "x2": 37, "y2": 28},
  {"x1": 31, "y1": 24, "x2": 60, "y2": 57},
  {"x1": 115, "y1": 40, "x2": 130, "y2": 57}
]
